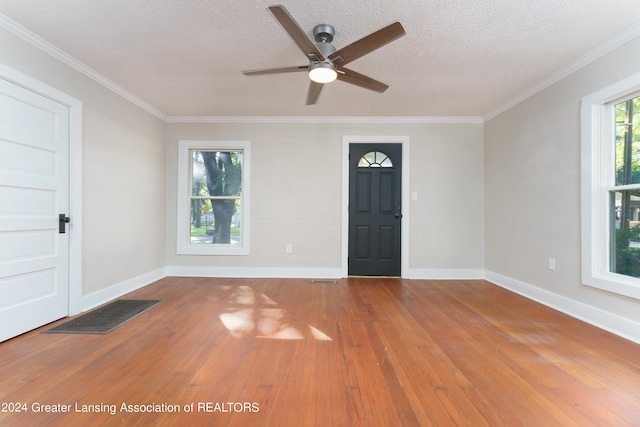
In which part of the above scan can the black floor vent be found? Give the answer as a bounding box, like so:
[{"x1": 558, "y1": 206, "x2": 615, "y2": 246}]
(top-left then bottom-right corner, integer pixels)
[{"x1": 43, "y1": 300, "x2": 161, "y2": 334}]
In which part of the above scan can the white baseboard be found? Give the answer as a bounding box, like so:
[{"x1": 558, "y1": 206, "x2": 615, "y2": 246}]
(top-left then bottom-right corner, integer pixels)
[
  {"x1": 409, "y1": 268, "x2": 485, "y2": 280},
  {"x1": 76, "y1": 267, "x2": 167, "y2": 314},
  {"x1": 165, "y1": 266, "x2": 343, "y2": 279},
  {"x1": 485, "y1": 270, "x2": 640, "y2": 345},
  {"x1": 166, "y1": 266, "x2": 484, "y2": 280}
]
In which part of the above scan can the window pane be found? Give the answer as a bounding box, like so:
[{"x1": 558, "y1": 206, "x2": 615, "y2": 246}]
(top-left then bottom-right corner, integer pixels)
[
  {"x1": 379, "y1": 155, "x2": 393, "y2": 167},
  {"x1": 191, "y1": 151, "x2": 207, "y2": 194},
  {"x1": 358, "y1": 151, "x2": 393, "y2": 168},
  {"x1": 358, "y1": 151, "x2": 375, "y2": 167},
  {"x1": 192, "y1": 150, "x2": 243, "y2": 193},
  {"x1": 614, "y1": 96, "x2": 640, "y2": 186},
  {"x1": 190, "y1": 150, "x2": 243, "y2": 245},
  {"x1": 610, "y1": 189, "x2": 640, "y2": 277},
  {"x1": 191, "y1": 200, "x2": 242, "y2": 245}
]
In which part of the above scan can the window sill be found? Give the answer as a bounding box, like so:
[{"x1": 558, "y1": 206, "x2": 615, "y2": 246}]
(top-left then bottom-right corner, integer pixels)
[
  {"x1": 584, "y1": 273, "x2": 640, "y2": 300},
  {"x1": 176, "y1": 244, "x2": 249, "y2": 256}
]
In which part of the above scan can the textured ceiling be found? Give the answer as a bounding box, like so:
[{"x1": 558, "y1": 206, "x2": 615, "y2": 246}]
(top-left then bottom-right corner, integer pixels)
[{"x1": 1, "y1": 0, "x2": 640, "y2": 119}]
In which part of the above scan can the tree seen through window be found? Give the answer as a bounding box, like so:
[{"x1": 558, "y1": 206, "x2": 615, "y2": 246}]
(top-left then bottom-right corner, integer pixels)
[
  {"x1": 612, "y1": 95, "x2": 640, "y2": 277},
  {"x1": 190, "y1": 150, "x2": 242, "y2": 245}
]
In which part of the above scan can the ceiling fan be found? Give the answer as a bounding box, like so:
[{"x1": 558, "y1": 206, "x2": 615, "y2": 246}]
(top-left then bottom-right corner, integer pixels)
[{"x1": 242, "y1": 4, "x2": 406, "y2": 105}]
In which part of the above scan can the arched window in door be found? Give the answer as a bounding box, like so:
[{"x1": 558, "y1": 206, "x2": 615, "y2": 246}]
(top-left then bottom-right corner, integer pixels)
[{"x1": 358, "y1": 151, "x2": 393, "y2": 168}]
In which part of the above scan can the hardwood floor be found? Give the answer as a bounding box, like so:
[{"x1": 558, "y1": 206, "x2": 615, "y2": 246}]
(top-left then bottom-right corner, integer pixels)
[{"x1": 1, "y1": 277, "x2": 639, "y2": 426}]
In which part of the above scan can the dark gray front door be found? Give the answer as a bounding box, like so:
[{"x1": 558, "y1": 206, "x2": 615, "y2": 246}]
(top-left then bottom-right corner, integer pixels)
[{"x1": 348, "y1": 143, "x2": 402, "y2": 276}]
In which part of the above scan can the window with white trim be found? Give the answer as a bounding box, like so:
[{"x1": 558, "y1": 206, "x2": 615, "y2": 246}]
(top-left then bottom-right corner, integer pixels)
[
  {"x1": 177, "y1": 140, "x2": 250, "y2": 255},
  {"x1": 581, "y1": 72, "x2": 640, "y2": 299}
]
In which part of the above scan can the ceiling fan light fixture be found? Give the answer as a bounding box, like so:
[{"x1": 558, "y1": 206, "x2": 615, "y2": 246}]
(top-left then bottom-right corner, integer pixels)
[{"x1": 308, "y1": 62, "x2": 337, "y2": 83}]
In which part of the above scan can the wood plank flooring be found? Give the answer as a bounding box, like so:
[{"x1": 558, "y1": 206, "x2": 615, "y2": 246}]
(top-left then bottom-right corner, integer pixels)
[{"x1": 0, "y1": 277, "x2": 639, "y2": 426}]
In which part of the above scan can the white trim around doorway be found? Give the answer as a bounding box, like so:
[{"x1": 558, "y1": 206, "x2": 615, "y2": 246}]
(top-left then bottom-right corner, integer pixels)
[{"x1": 341, "y1": 135, "x2": 410, "y2": 278}]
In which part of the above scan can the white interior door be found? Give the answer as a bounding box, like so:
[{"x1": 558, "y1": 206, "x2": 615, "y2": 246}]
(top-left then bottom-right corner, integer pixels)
[{"x1": 0, "y1": 78, "x2": 70, "y2": 342}]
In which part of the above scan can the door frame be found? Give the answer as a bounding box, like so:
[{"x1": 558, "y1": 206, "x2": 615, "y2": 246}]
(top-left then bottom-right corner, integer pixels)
[
  {"x1": 0, "y1": 63, "x2": 83, "y2": 315},
  {"x1": 342, "y1": 135, "x2": 410, "y2": 278}
]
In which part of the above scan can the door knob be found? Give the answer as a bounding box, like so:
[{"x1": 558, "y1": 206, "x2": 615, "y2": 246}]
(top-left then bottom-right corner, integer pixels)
[
  {"x1": 59, "y1": 214, "x2": 70, "y2": 233},
  {"x1": 394, "y1": 213, "x2": 402, "y2": 219}
]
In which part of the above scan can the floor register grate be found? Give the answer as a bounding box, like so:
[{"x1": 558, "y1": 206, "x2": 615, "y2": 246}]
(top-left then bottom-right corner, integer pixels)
[{"x1": 43, "y1": 300, "x2": 161, "y2": 334}]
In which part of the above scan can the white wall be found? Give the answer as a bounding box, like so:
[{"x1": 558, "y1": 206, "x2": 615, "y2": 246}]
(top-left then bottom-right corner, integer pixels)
[
  {"x1": 0, "y1": 28, "x2": 167, "y2": 307},
  {"x1": 165, "y1": 121, "x2": 485, "y2": 278},
  {"x1": 484, "y1": 36, "x2": 640, "y2": 339}
]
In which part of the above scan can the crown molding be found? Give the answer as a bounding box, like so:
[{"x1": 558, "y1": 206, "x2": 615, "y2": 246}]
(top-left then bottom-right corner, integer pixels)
[
  {"x1": 4, "y1": 11, "x2": 639, "y2": 125},
  {"x1": 0, "y1": 14, "x2": 167, "y2": 121},
  {"x1": 485, "y1": 23, "x2": 640, "y2": 121},
  {"x1": 1, "y1": 15, "x2": 483, "y2": 125},
  {"x1": 165, "y1": 115, "x2": 484, "y2": 124}
]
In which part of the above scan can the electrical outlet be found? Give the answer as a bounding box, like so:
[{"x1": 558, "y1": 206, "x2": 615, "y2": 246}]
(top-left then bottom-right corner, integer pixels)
[
  {"x1": 285, "y1": 244, "x2": 293, "y2": 254},
  {"x1": 548, "y1": 258, "x2": 556, "y2": 271}
]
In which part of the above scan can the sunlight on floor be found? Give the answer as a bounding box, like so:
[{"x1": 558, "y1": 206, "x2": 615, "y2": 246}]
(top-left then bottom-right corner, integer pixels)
[{"x1": 218, "y1": 286, "x2": 332, "y2": 341}]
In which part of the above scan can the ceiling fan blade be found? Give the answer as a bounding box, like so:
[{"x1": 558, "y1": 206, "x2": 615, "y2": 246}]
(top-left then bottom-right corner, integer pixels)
[
  {"x1": 242, "y1": 65, "x2": 308, "y2": 75},
  {"x1": 306, "y1": 81, "x2": 324, "y2": 105},
  {"x1": 268, "y1": 5, "x2": 325, "y2": 61},
  {"x1": 330, "y1": 22, "x2": 405, "y2": 67},
  {"x1": 337, "y1": 67, "x2": 389, "y2": 93}
]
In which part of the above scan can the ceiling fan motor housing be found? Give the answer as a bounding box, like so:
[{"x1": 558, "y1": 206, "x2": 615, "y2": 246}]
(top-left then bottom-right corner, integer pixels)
[{"x1": 313, "y1": 24, "x2": 335, "y2": 43}]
